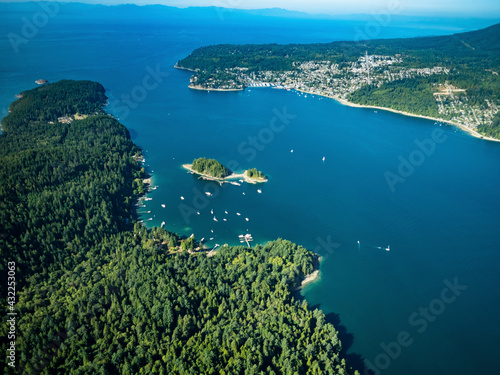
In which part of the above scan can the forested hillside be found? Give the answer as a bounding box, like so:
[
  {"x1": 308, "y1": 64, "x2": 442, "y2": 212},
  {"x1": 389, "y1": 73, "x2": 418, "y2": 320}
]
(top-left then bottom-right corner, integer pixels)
[
  {"x1": 0, "y1": 81, "x2": 354, "y2": 374},
  {"x1": 192, "y1": 157, "x2": 231, "y2": 178}
]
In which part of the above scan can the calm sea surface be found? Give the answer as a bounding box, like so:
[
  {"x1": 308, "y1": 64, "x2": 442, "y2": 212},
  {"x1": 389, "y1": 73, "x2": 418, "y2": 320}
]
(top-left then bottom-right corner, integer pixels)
[{"x1": 1, "y1": 4, "x2": 500, "y2": 374}]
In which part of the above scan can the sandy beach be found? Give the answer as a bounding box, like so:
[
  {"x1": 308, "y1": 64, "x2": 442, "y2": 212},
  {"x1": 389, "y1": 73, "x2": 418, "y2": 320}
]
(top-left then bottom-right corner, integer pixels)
[
  {"x1": 182, "y1": 164, "x2": 268, "y2": 184},
  {"x1": 301, "y1": 270, "x2": 320, "y2": 287}
]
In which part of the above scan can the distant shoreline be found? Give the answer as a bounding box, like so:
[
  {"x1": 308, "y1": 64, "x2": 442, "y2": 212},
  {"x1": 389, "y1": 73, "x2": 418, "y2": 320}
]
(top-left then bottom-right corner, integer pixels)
[
  {"x1": 189, "y1": 84, "x2": 244, "y2": 92},
  {"x1": 174, "y1": 65, "x2": 244, "y2": 92},
  {"x1": 176, "y1": 62, "x2": 499, "y2": 141},
  {"x1": 182, "y1": 164, "x2": 268, "y2": 184}
]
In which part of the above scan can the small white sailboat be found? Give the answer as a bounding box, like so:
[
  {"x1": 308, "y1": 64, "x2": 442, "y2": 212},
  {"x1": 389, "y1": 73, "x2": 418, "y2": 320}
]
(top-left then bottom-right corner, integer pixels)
[
  {"x1": 210, "y1": 209, "x2": 213, "y2": 214},
  {"x1": 213, "y1": 217, "x2": 218, "y2": 222},
  {"x1": 385, "y1": 245, "x2": 390, "y2": 251}
]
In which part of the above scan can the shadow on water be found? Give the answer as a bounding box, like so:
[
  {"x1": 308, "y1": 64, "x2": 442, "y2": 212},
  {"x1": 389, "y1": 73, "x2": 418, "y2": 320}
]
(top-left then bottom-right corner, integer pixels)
[
  {"x1": 323, "y1": 311, "x2": 371, "y2": 375},
  {"x1": 298, "y1": 298, "x2": 370, "y2": 375}
]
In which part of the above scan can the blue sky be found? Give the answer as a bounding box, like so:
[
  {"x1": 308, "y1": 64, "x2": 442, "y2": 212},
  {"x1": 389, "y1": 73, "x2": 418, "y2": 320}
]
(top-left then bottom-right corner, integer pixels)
[{"x1": 4, "y1": 0, "x2": 500, "y2": 17}]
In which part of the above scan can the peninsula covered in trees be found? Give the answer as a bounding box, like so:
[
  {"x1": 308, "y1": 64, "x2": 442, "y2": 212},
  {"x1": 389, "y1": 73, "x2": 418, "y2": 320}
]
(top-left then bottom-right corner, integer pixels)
[
  {"x1": 184, "y1": 157, "x2": 268, "y2": 184},
  {"x1": 0, "y1": 80, "x2": 352, "y2": 374},
  {"x1": 177, "y1": 23, "x2": 500, "y2": 140}
]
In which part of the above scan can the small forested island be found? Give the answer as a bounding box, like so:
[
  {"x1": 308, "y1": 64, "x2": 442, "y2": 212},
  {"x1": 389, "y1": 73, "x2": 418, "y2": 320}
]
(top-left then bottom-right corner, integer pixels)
[
  {"x1": 0, "y1": 80, "x2": 353, "y2": 374},
  {"x1": 177, "y1": 23, "x2": 500, "y2": 140},
  {"x1": 184, "y1": 157, "x2": 268, "y2": 184}
]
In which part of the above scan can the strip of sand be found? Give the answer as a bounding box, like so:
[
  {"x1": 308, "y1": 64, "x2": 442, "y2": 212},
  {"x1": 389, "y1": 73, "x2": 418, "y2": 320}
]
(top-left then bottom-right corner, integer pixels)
[{"x1": 301, "y1": 270, "x2": 320, "y2": 287}]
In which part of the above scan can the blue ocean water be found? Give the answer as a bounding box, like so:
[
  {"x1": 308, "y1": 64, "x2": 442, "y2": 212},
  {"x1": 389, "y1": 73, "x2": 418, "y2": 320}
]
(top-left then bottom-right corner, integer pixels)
[{"x1": 1, "y1": 4, "x2": 500, "y2": 374}]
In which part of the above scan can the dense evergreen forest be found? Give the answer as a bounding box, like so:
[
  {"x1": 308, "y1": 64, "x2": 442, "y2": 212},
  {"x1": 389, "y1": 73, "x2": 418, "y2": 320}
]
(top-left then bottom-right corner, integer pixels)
[
  {"x1": 0, "y1": 81, "x2": 354, "y2": 374},
  {"x1": 348, "y1": 78, "x2": 441, "y2": 117},
  {"x1": 247, "y1": 168, "x2": 266, "y2": 180},
  {"x1": 192, "y1": 157, "x2": 232, "y2": 178}
]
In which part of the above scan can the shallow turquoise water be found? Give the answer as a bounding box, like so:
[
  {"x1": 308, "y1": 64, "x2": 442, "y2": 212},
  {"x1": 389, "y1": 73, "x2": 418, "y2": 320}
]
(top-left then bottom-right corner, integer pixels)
[{"x1": 1, "y1": 4, "x2": 500, "y2": 374}]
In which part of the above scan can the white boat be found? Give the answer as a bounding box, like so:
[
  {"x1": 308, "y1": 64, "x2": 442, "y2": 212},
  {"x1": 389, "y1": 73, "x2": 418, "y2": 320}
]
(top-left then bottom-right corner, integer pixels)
[
  {"x1": 210, "y1": 209, "x2": 213, "y2": 214},
  {"x1": 161, "y1": 204, "x2": 166, "y2": 208},
  {"x1": 225, "y1": 211, "x2": 228, "y2": 214},
  {"x1": 209, "y1": 237, "x2": 214, "y2": 240},
  {"x1": 291, "y1": 149, "x2": 293, "y2": 153},
  {"x1": 213, "y1": 217, "x2": 218, "y2": 222},
  {"x1": 257, "y1": 189, "x2": 262, "y2": 193},
  {"x1": 385, "y1": 246, "x2": 390, "y2": 251},
  {"x1": 145, "y1": 197, "x2": 153, "y2": 201},
  {"x1": 205, "y1": 192, "x2": 212, "y2": 196},
  {"x1": 245, "y1": 218, "x2": 249, "y2": 221},
  {"x1": 161, "y1": 221, "x2": 165, "y2": 227},
  {"x1": 223, "y1": 218, "x2": 227, "y2": 221},
  {"x1": 180, "y1": 196, "x2": 184, "y2": 200},
  {"x1": 197, "y1": 211, "x2": 200, "y2": 215},
  {"x1": 236, "y1": 213, "x2": 241, "y2": 216},
  {"x1": 322, "y1": 156, "x2": 325, "y2": 161}
]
